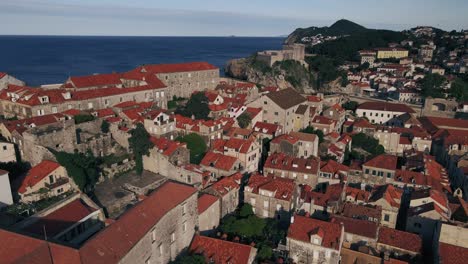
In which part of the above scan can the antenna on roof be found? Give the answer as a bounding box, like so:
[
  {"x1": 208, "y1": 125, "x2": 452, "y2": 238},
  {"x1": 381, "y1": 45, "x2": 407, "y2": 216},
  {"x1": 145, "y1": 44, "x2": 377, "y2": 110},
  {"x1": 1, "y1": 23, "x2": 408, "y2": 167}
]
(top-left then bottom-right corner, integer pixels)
[{"x1": 43, "y1": 225, "x2": 48, "y2": 241}]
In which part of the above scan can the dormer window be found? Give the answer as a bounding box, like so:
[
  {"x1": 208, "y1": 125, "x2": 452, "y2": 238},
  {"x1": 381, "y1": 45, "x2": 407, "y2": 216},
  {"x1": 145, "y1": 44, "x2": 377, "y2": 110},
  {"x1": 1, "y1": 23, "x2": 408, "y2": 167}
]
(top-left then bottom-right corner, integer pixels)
[
  {"x1": 39, "y1": 96, "x2": 49, "y2": 104},
  {"x1": 62, "y1": 92, "x2": 71, "y2": 100}
]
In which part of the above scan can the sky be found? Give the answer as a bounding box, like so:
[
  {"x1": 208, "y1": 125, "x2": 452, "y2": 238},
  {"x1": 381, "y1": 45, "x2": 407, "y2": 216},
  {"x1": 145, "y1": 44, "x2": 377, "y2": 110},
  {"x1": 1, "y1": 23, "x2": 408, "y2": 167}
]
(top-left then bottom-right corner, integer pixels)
[{"x1": 1, "y1": 0, "x2": 467, "y2": 36}]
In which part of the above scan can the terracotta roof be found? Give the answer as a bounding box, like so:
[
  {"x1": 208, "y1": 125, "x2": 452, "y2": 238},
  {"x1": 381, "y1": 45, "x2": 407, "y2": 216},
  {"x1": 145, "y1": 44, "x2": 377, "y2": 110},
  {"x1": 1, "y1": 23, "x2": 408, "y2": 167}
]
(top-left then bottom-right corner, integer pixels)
[
  {"x1": 0, "y1": 229, "x2": 54, "y2": 264},
  {"x1": 271, "y1": 134, "x2": 299, "y2": 145},
  {"x1": 289, "y1": 131, "x2": 318, "y2": 142},
  {"x1": 1, "y1": 113, "x2": 65, "y2": 135},
  {"x1": 198, "y1": 194, "x2": 219, "y2": 214},
  {"x1": 201, "y1": 151, "x2": 239, "y2": 171},
  {"x1": 266, "y1": 88, "x2": 306, "y2": 109},
  {"x1": 395, "y1": 170, "x2": 426, "y2": 185},
  {"x1": 264, "y1": 152, "x2": 320, "y2": 175},
  {"x1": 342, "y1": 203, "x2": 382, "y2": 223},
  {"x1": 253, "y1": 121, "x2": 282, "y2": 135},
  {"x1": 0, "y1": 72, "x2": 6, "y2": 79},
  {"x1": 62, "y1": 109, "x2": 82, "y2": 116},
  {"x1": 439, "y1": 242, "x2": 468, "y2": 264},
  {"x1": 22, "y1": 199, "x2": 97, "y2": 237},
  {"x1": 369, "y1": 185, "x2": 402, "y2": 208},
  {"x1": 363, "y1": 154, "x2": 398, "y2": 171},
  {"x1": 246, "y1": 173, "x2": 295, "y2": 201},
  {"x1": 244, "y1": 107, "x2": 262, "y2": 119},
  {"x1": 189, "y1": 235, "x2": 254, "y2": 264},
  {"x1": 312, "y1": 115, "x2": 335, "y2": 125},
  {"x1": 331, "y1": 215, "x2": 378, "y2": 239},
  {"x1": 345, "y1": 187, "x2": 370, "y2": 202},
  {"x1": 141, "y1": 62, "x2": 218, "y2": 73},
  {"x1": 357, "y1": 102, "x2": 415, "y2": 113},
  {"x1": 320, "y1": 160, "x2": 349, "y2": 174},
  {"x1": 307, "y1": 95, "x2": 322, "y2": 102},
  {"x1": 353, "y1": 118, "x2": 375, "y2": 129},
  {"x1": 149, "y1": 136, "x2": 185, "y2": 157},
  {"x1": 79, "y1": 182, "x2": 197, "y2": 263},
  {"x1": 207, "y1": 172, "x2": 242, "y2": 197},
  {"x1": 378, "y1": 227, "x2": 422, "y2": 253},
  {"x1": 295, "y1": 104, "x2": 309, "y2": 115},
  {"x1": 94, "y1": 108, "x2": 115, "y2": 118},
  {"x1": 302, "y1": 183, "x2": 344, "y2": 207},
  {"x1": 68, "y1": 73, "x2": 122, "y2": 89},
  {"x1": 18, "y1": 160, "x2": 61, "y2": 194},
  {"x1": 288, "y1": 215, "x2": 342, "y2": 250}
]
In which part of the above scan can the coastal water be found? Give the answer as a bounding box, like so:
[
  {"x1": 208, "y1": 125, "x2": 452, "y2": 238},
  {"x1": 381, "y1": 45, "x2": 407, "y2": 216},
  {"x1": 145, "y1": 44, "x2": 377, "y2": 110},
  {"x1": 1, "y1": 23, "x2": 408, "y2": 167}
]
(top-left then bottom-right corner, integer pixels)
[{"x1": 0, "y1": 36, "x2": 284, "y2": 86}]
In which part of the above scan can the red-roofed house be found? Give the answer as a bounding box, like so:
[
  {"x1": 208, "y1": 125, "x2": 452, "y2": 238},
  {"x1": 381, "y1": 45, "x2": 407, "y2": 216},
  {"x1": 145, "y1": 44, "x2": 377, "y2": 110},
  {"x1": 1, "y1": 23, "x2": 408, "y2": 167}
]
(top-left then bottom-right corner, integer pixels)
[
  {"x1": 377, "y1": 227, "x2": 422, "y2": 258},
  {"x1": 287, "y1": 215, "x2": 344, "y2": 264},
  {"x1": 331, "y1": 215, "x2": 378, "y2": 248},
  {"x1": 143, "y1": 110, "x2": 176, "y2": 139},
  {"x1": 204, "y1": 172, "x2": 242, "y2": 217},
  {"x1": 299, "y1": 183, "x2": 345, "y2": 215},
  {"x1": 438, "y1": 242, "x2": 468, "y2": 264},
  {"x1": 356, "y1": 102, "x2": 415, "y2": 125},
  {"x1": 270, "y1": 131, "x2": 319, "y2": 158},
  {"x1": 244, "y1": 173, "x2": 298, "y2": 221},
  {"x1": 362, "y1": 154, "x2": 398, "y2": 185},
  {"x1": 311, "y1": 115, "x2": 337, "y2": 134},
  {"x1": 198, "y1": 194, "x2": 220, "y2": 233},
  {"x1": 252, "y1": 121, "x2": 283, "y2": 139},
  {"x1": 18, "y1": 160, "x2": 75, "y2": 203},
  {"x1": 0, "y1": 72, "x2": 25, "y2": 90},
  {"x1": 264, "y1": 152, "x2": 321, "y2": 187},
  {"x1": 323, "y1": 104, "x2": 346, "y2": 132},
  {"x1": 368, "y1": 185, "x2": 403, "y2": 228},
  {"x1": 319, "y1": 160, "x2": 349, "y2": 185},
  {"x1": 200, "y1": 151, "x2": 242, "y2": 178},
  {"x1": 210, "y1": 137, "x2": 260, "y2": 173},
  {"x1": 189, "y1": 235, "x2": 257, "y2": 264}
]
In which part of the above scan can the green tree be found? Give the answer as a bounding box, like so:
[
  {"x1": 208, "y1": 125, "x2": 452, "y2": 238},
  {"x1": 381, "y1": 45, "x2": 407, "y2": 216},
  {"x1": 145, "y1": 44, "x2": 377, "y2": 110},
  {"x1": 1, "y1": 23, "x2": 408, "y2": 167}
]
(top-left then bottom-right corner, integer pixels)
[
  {"x1": 342, "y1": 101, "x2": 359, "y2": 111},
  {"x1": 100, "y1": 120, "x2": 110, "y2": 133},
  {"x1": 351, "y1": 133, "x2": 385, "y2": 158},
  {"x1": 257, "y1": 244, "x2": 273, "y2": 261},
  {"x1": 176, "y1": 133, "x2": 207, "y2": 164},
  {"x1": 74, "y1": 114, "x2": 95, "y2": 124},
  {"x1": 420, "y1": 73, "x2": 446, "y2": 98},
  {"x1": 128, "y1": 123, "x2": 154, "y2": 175},
  {"x1": 450, "y1": 78, "x2": 468, "y2": 102},
  {"x1": 237, "y1": 113, "x2": 252, "y2": 129},
  {"x1": 175, "y1": 92, "x2": 210, "y2": 120},
  {"x1": 239, "y1": 204, "x2": 254, "y2": 218},
  {"x1": 300, "y1": 126, "x2": 325, "y2": 143},
  {"x1": 55, "y1": 150, "x2": 99, "y2": 192},
  {"x1": 172, "y1": 255, "x2": 206, "y2": 264}
]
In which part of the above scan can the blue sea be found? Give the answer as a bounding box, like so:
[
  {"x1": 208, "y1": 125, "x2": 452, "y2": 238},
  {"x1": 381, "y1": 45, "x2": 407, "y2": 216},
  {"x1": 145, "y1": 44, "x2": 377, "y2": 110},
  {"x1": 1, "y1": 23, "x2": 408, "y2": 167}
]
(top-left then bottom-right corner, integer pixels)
[{"x1": 0, "y1": 36, "x2": 284, "y2": 86}]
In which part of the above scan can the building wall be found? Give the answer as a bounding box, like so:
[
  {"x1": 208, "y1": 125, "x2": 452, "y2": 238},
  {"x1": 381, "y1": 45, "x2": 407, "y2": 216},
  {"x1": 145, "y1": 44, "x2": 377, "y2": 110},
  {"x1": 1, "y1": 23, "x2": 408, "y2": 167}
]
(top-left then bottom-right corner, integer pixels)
[
  {"x1": 287, "y1": 238, "x2": 341, "y2": 264},
  {"x1": 362, "y1": 166, "x2": 396, "y2": 185},
  {"x1": 248, "y1": 96, "x2": 301, "y2": 133},
  {"x1": 374, "y1": 130, "x2": 400, "y2": 154},
  {"x1": 0, "y1": 171, "x2": 13, "y2": 207},
  {"x1": 244, "y1": 191, "x2": 293, "y2": 221},
  {"x1": 377, "y1": 50, "x2": 409, "y2": 59},
  {"x1": 119, "y1": 191, "x2": 198, "y2": 264},
  {"x1": 0, "y1": 75, "x2": 25, "y2": 90},
  {"x1": 156, "y1": 69, "x2": 219, "y2": 98},
  {"x1": 0, "y1": 141, "x2": 16, "y2": 163},
  {"x1": 263, "y1": 167, "x2": 319, "y2": 188},
  {"x1": 204, "y1": 188, "x2": 239, "y2": 218},
  {"x1": 198, "y1": 199, "x2": 221, "y2": 233},
  {"x1": 356, "y1": 108, "x2": 409, "y2": 125},
  {"x1": 19, "y1": 166, "x2": 73, "y2": 203}
]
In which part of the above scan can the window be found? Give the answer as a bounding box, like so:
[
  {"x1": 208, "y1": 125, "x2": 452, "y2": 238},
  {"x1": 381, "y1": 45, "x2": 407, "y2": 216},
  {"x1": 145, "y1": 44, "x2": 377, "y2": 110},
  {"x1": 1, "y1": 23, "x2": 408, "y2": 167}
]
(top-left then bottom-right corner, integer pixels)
[
  {"x1": 263, "y1": 200, "x2": 269, "y2": 208},
  {"x1": 170, "y1": 232, "x2": 175, "y2": 243},
  {"x1": 365, "y1": 169, "x2": 369, "y2": 174},
  {"x1": 274, "y1": 112, "x2": 278, "y2": 116},
  {"x1": 387, "y1": 172, "x2": 392, "y2": 178},
  {"x1": 263, "y1": 210, "x2": 268, "y2": 217},
  {"x1": 52, "y1": 107, "x2": 57, "y2": 113},
  {"x1": 263, "y1": 101, "x2": 267, "y2": 105},
  {"x1": 384, "y1": 214, "x2": 390, "y2": 222},
  {"x1": 158, "y1": 244, "x2": 163, "y2": 255},
  {"x1": 182, "y1": 222, "x2": 187, "y2": 232},
  {"x1": 49, "y1": 175, "x2": 54, "y2": 184},
  {"x1": 2, "y1": 146, "x2": 7, "y2": 151},
  {"x1": 276, "y1": 204, "x2": 281, "y2": 210},
  {"x1": 88, "y1": 102, "x2": 93, "y2": 109},
  {"x1": 182, "y1": 203, "x2": 187, "y2": 215},
  {"x1": 152, "y1": 230, "x2": 156, "y2": 243}
]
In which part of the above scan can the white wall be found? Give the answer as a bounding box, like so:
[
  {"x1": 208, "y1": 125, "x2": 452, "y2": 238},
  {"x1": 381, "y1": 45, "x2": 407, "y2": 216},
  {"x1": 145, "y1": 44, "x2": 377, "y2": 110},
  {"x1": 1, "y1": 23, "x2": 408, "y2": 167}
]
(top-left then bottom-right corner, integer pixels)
[{"x1": 0, "y1": 171, "x2": 13, "y2": 207}]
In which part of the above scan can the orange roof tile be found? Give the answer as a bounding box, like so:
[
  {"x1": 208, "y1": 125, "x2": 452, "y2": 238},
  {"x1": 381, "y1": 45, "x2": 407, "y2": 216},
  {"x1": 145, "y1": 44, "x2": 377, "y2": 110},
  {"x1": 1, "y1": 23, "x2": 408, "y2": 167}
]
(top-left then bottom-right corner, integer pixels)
[{"x1": 19, "y1": 160, "x2": 61, "y2": 194}]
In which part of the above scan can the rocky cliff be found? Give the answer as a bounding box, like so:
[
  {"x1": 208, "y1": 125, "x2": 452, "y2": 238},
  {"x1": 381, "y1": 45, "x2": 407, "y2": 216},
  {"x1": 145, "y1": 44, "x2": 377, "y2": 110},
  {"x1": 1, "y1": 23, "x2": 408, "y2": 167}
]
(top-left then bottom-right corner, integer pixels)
[{"x1": 225, "y1": 57, "x2": 314, "y2": 93}]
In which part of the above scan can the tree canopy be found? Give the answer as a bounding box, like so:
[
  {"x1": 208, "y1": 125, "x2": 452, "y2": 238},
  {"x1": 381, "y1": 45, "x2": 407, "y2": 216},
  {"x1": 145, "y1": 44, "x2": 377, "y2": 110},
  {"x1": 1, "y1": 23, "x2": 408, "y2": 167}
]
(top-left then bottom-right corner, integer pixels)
[
  {"x1": 128, "y1": 123, "x2": 154, "y2": 175},
  {"x1": 237, "y1": 112, "x2": 252, "y2": 129},
  {"x1": 74, "y1": 114, "x2": 95, "y2": 124},
  {"x1": 100, "y1": 120, "x2": 110, "y2": 133},
  {"x1": 175, "y1": 92, "x2": 210, "y2": 120},
  {"x1": 176, "y1": 133, "x2": 207, "y2": 164},
  {"x1": 55, "y1": 150, "x2": 99, "y2": 192},
  {"x1": 351, "y1": 133, "x2": 385, "y2": 159},
  {"x1": 450, "y1": 78, "x2": 468, "y2": 102},
  {"x1": 420, "y1": 73, "x2": 446, "y2": 98},
  {"x1": 342, "y1": 101, "x2": 359, "y2": 112}
]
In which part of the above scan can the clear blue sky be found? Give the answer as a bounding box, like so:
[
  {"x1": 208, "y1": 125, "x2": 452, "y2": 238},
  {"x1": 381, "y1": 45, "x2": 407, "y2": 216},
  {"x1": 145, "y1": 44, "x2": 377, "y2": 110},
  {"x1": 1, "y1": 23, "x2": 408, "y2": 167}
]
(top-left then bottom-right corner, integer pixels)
[{"x1": 1, "y1": 0, "x2": 467, "y2": 36}]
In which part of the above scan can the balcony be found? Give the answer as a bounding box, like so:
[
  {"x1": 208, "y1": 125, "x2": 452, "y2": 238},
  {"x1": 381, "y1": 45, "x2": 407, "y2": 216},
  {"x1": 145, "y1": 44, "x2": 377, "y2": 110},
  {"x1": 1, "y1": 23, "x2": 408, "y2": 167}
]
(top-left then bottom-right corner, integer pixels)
[{"x1": 45, "y1": 178, "x2": 69, "y2": 189}]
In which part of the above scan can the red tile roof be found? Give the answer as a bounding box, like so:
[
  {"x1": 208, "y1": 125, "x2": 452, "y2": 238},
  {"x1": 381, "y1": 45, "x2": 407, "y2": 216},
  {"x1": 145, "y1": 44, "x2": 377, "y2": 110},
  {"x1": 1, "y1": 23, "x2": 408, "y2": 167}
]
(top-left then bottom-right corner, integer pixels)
[
  {"x1": 439, "y1": 242, "x2": 468, "y2": 264},
  {"x1": 357, "y1": 102, "x2": 415, "y2": 113},
  {"x1": 271, "y1": 134, "x2": 299, "y2": 145},
  {"x1": 307, "y1": 95, "x2": 322, "y2": 102},
  {"x1": 302, "y1": 183, "x2": 344, "y2": 207},
  {"x1": 1, "y1": 113, "x2": 65, "y2": 134},
  {"x1": 369, "y1": 184, "x2": 402, "y2": 208},
  {"x1": 141, "y1": 62, "x2": 218, "y2": 74},
  {"x1": 198, "y1": 194, "x2": 219, "y2": 214},
  {"x1": 189, "y1": 235, "x2": 255, "y2": 264},
  {"x1": 18, "y1": 160, "x2": 61, "y2": 194},
  {"x1": 79, "y1": 182, "x2": 197, "y2": 263},
  {"x1": 208, "y1": 172, "x2": 242, "y2": 197},
  {"x1": 94, "y1": 108, "x2": 115, "y2": 118},
  {"x1": 246, "y1": 173, "x2": 295, "y2": 201},
  {"x1": 253, "y1": 121, "x2": 282, "y2": 135},
  {"x1": 67, "y1": 73, "x2": 123, "y2": 89},
  {"x1": 320, "y1": 160, "x2": 349, "y2": 175},
  {"x1": 345, "y1": 187, "x2": 370, "y2": 202},
  {"x1": 0, "y1": 72, "x2": 6, "y2": 79},
  {"x1": 23, "y1": 199, "x2": 97, "y2": 237},
  {"x1": 288, "y1": 215, "x2": 342, "y2": 250},
  {"x1": 331, "y1": 215, "x2": 378, "y2": 239},
  {"x1": 312, "y1": 116, "x2": 335, "y2": 125},
  {"x1": 62, "y1": 109, "x2": 82, "y2": 116},
  {"x1": 378, "y1": 227, "x2": 422, "y2": 253},
  {"x1": 363, "y1": 154, "x2": 398, "y2": 171},
  {"x1": 149, "y1": 136, "x2": 185, "y2": 157},
  {"x1": 201, "y1": 151, "x2": 239, "y2": 171},
  {"x1": 264, "y1": 152, "x2": 320, "y2": 175},
  {"x1": 0, "y1": 229, "x2": 54, "y2": 264}
]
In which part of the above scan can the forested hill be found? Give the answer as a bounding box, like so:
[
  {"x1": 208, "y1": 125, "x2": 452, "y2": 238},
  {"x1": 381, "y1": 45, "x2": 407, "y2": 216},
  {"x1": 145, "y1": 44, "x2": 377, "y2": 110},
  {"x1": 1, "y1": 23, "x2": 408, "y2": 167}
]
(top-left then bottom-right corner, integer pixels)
[
  {"x1": 286, "y1": 19, "x2": 407, "y2": 62},
  {"x1": 285, "y1": 19, "x2": 368, "y2": 44}
]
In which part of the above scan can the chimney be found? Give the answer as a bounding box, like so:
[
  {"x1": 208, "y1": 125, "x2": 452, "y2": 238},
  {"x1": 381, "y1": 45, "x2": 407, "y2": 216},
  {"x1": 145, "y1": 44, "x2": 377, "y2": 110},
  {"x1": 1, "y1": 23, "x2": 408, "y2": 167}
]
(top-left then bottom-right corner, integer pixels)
[
  {"x1": 360, "y1": 183, "x2": 366, "y2": 190},
  {"x1": 290, "y1": 216, "x2": 295, "y2": 224}
]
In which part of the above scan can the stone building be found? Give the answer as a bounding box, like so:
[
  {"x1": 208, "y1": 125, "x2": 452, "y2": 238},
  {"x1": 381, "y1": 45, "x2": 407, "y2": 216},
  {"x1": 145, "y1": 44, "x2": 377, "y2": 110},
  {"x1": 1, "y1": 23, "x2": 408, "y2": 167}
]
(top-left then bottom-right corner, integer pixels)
[
  {"x1": 375, "y1": 48, "x2": 409, "y2": 59},
  {"x1": 356, "y1": 102, "x2": 416, "y2": 125},
  {"x1": 0, "y1": 72, "x2": 24, "y2": 90},
  {"x1": 376, "y1": 227, "x2": 422, "y2": 261},
  {"x1": 189, "y1": 235, "x2": 257, "y2": 264},
  {"x1": 362, "y1": 154, "x2": 398, "y2": 185},
  {"x1": 210, "y1": 138, "x2": 261, "y2": 173},
  {"x1": 368, "y1": 184, "x2": 403, "y2": 228},
  {"x1": 0, "y1": 141, "x2": 16, "y2": 163},
  {"x1": 143, "y1": 109, "x2": 177, "y2": 139},
  {"x1": 248, "y1": 88, "x2": 307, "y2": 133},
  {"x1": 0, "y1": 169, "x2": 13, "y2": 208},
  {"x1": 264, "y1": 152, "x2": 321, "y2": 187},
  {"x1": 200, "y1": 151, "x2": 242, "y2": 178},
  {"x1": 204, "y1": 172, "x2": 242, "y2": 218},
  {"x1": 270, "y1": 132, "x2": 319, "y2": 158},
  {"x1": 18, "y1": 160, "x2": 75, "y2": 203},
  {"x1": 244, "y1": 173, "x2": 298, "y2": 221},
  {"x1": 197, "y1": 194, "x2": 220, "y2": 233},
  {"x1": 323, "y1": 104, "x2": 346, "y2": 133},
  {"x1": 287, "y1": 215, "x2": 344, "y2": 264},
  {"x1": 256, "y1": 44, "x2": 306, "y2": 67},
  {"x1": 136, "y1": 62, "x2": 219, "y2": 98},
  {"x1": 331, "y1": 215, "x2": 378, "y2": 249}
]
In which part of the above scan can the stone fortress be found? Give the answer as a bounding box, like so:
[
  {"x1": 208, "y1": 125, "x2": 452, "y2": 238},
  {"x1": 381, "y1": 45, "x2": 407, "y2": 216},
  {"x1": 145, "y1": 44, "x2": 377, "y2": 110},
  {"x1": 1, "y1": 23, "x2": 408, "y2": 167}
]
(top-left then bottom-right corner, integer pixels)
[{"x1": 256, "y1": 43, "x2": 307, "y2": 67}]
